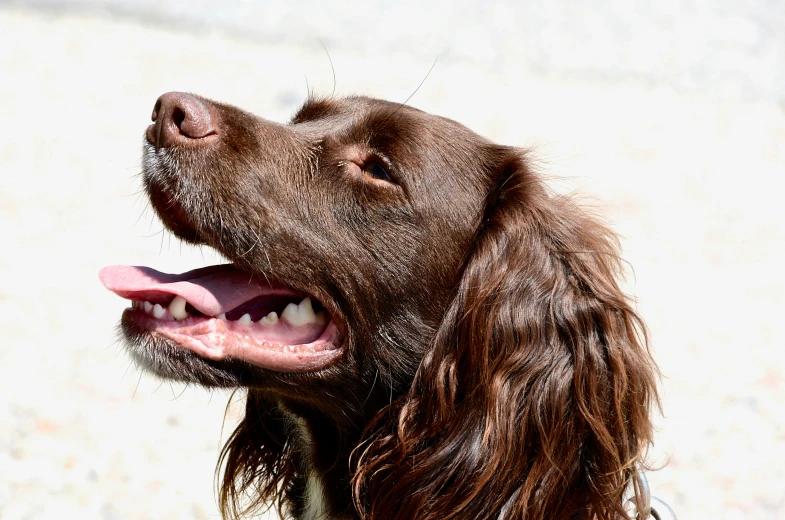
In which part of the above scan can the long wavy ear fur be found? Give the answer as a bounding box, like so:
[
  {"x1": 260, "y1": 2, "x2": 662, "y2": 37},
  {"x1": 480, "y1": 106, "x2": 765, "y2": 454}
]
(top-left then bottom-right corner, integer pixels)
[{"x1": 353, "y1": 150, "x2": 660, "y2": 520}]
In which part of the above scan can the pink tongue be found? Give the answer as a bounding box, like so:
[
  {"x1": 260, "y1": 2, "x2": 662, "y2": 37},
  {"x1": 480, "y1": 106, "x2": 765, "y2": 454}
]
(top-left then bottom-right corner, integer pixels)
[{"x1": 99, "y1": 264, "x2": 279, "y2": 316}]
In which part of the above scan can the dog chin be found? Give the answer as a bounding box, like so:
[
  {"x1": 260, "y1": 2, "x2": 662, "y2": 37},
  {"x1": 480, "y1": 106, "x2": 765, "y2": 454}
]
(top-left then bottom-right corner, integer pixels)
[{"x1": 120, "y1": 317, "x2": 246, "y2": 386}]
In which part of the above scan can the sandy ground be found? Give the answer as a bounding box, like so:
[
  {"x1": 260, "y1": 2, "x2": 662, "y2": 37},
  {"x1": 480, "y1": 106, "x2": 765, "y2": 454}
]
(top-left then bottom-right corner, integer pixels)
[{"x1": 1, "y1": 6, "x2": 784, "y2": 520}]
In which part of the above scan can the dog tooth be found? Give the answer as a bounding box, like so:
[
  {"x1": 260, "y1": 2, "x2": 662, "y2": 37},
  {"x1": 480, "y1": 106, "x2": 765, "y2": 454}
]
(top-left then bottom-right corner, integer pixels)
[
  {"x1": 217, "y1": 313, "x2": 226, "y2": 320},
  {"x1": 238, "y1": 313, "x2": 253, "y2": 325},
  {"x1": 259, "y1": 311, "x2": 279, "y2": 326},
  {"x1": 282, "y1": 297, "x2": 319, "y2": 326},
  {"x1": 169, "y1": 296, "x2": 188, "y2": 320},
  {"x1": 298, "y1": 297, "x2": 316, "y2": 315},
  {"x1": 143, "y1": 301, "x2": 153, "y2": 314},
  {"x1": 287, "y1": 344, "x2": 297, "y2": 352},
  {"x1": 281, "y1": 302, "x2": 301, "y2": 325},
  {"x1": 153, "y1": 303, "x2": 165, "y2": 319}
]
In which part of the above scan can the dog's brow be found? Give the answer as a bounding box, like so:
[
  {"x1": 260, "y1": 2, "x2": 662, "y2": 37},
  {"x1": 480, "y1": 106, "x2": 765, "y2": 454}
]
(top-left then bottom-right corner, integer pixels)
[{"x1": 292, "y1": 98, "x2": 344, "y2": 124}]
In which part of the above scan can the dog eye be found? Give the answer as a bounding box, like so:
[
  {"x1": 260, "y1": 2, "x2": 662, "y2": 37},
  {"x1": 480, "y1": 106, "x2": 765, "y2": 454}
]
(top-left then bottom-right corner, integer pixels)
[{"x1": 363, "y1": 163, "x2": 391, "y2": 182}]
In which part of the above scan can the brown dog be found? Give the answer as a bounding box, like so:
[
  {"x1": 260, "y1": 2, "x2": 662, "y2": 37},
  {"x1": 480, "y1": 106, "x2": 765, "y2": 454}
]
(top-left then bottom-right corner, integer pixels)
[{"x1": 101, "y1": 92, "x2": 659, "y2": 520}]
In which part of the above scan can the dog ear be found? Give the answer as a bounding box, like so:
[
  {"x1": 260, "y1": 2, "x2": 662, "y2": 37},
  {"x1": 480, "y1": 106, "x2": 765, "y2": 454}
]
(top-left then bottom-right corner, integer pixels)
[{"x1": 354, "y1": 150, "x2": 660, "y2": 520}]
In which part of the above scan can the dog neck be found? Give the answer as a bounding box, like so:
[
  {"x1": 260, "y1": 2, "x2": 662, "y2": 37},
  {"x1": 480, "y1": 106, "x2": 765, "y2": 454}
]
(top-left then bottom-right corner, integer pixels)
[{"x1": 279, "y1": 401, "x2": 357, "y2": 519}]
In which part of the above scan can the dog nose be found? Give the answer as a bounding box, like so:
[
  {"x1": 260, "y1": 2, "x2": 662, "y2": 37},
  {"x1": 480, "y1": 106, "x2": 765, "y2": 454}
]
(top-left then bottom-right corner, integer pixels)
[{"x1": 146, "y1": 92, "x2": 217, "y2": 148}]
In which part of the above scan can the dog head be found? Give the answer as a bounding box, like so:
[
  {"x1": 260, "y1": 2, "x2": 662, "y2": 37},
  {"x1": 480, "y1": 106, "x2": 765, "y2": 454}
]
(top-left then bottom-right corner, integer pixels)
[
  {"x1": 102, "y1": 93, "x2": 497, "y2": 393},
  {"x1": 101, "y1": 92, "x2": 658, "y2": 520}
]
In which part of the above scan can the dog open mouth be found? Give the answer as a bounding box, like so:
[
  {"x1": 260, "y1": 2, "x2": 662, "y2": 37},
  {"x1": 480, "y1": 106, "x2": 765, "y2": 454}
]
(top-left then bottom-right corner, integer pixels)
[
  {"x1": 99, "y1": 264, "x2": 342, "y2": 372},
  {"x1": 99, "y1": 92, "x2": 353, "y2": 375}
]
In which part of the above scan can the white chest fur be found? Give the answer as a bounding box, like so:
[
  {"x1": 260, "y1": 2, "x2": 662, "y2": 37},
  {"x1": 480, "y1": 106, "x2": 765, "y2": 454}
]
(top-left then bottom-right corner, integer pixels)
[{"x1": 281, "y1": 409, "x2": 329, "y2": 519}]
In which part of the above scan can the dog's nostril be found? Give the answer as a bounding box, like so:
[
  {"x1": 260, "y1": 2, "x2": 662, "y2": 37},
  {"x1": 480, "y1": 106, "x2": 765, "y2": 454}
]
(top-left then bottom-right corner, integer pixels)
[
  {"x1": 171, "y1": 107, "x2": 186, "y2": 128},
  {"x1": 146, "y1": 92, "x2": 218, "y2": 148}
]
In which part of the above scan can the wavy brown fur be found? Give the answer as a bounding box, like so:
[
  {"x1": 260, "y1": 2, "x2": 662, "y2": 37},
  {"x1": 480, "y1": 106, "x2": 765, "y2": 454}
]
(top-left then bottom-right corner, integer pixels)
[{"x1": 352, "y1": 155, "x2": 658, "y2": 519}]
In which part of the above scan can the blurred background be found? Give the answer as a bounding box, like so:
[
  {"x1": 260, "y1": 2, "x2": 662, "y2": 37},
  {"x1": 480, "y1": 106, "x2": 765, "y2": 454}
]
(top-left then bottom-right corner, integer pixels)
[{"x1": 1, "y1": 1, "x2": 783, "y2": 519}]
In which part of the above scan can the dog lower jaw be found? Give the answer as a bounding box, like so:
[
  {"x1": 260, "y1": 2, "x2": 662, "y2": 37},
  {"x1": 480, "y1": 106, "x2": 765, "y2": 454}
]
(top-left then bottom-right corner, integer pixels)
[{"x1": 122, "y1": 308, "x2": 343, "y2": 373}]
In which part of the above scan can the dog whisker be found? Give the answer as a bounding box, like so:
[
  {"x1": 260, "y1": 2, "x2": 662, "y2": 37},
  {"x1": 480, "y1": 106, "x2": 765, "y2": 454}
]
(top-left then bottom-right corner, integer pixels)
[{"x1": 132, "y1": 369, "x2": 143, "y2": 401}]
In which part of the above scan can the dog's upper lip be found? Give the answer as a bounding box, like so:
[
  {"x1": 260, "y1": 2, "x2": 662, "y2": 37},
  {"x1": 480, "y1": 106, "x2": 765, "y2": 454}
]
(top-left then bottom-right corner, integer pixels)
[{"x1": 146, "y1": 183, "x2": 205, "y2": 244}]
